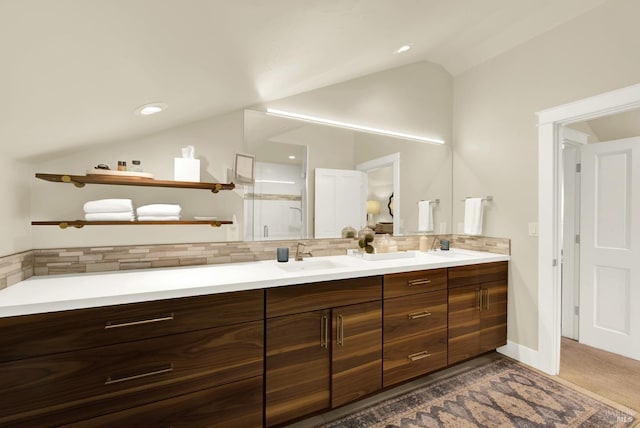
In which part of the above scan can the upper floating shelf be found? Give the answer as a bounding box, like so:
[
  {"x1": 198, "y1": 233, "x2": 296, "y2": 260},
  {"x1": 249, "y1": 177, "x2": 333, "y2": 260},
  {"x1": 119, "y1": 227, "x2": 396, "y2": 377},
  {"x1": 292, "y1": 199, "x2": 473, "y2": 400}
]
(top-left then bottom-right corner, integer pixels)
[{"x1": 35, "y1": 173, "x2": 236, "y2": 193}]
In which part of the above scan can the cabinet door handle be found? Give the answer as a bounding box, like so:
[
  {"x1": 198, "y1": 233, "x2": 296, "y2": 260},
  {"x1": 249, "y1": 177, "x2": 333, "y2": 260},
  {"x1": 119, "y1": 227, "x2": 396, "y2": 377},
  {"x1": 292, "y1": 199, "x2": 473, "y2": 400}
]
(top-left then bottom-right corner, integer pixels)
[
  {"x1": 337, "y1": 314, "x2": 344, "y2": 346},
  {"x1": 105, "y1": 314, "x2": 174, "y2": 329},
  {"x1": 475, "y1": 288, "x2": 481, "y2": 310},
  {"x1": 408, "y1": 351, "x2": 431, "y2": 361},
  {"x1": 320, "y1": 315, "x2": 329, "y2": 348},
  {"x1": 105, "y1": 363, "x2": 174, "y2": 385},
  {"x1": 483, "y1": 288, "x2": 490, "y2": 310},
  {"x1": 407, "y1": 278, "x2": 432, "y2": 286},
  {"x1": 408, "y1": 311, "x2": 432, "y2": 320}
]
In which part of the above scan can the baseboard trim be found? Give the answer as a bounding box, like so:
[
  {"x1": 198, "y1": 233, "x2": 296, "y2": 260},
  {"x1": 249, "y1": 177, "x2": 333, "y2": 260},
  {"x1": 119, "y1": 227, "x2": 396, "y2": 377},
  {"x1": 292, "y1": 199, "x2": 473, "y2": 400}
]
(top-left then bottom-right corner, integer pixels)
[{"x1": 497, "y1": 340, "x2": 541, "y2": 371}]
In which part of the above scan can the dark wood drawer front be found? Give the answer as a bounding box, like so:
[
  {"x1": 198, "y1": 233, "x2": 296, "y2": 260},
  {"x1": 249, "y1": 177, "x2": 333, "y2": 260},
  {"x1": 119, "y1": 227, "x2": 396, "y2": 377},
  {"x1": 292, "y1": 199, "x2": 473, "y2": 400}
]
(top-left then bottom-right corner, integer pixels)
[
  {"x1": 383, "y1": 329, "x2": 447, "y2": 387},
  {"x1": 448, "y1": 261, "x2": 508, "y2": 289},
  {"x1": 384, "y1": 268, "x2": 447, "y2": 298},
  {"x1": 384, "y1": 289, "x2": 447, "y2": 342},
  {"x1": 0, "y1": 289, "x2": 264, "y2": 363},
  {"x1": 266, "y1": 276, "x2": 382, "y2": 318},
  {"x1": 0, "y1": 321, "x2": 263, "y2": 427},
  {"x1": 62, "y1": 376, "x2": 263, "y2": 428}
]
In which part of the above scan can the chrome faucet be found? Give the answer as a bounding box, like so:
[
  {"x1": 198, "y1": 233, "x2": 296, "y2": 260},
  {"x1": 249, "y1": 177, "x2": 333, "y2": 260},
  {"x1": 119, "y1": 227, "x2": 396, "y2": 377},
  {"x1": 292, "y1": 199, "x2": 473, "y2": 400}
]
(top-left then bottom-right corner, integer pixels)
[
  {"x1": 429, "y1": 237, "x2": 440, "y2": 252},
  {"x1": 295, "y1": 242, "x2": 312, "y2": 261}
]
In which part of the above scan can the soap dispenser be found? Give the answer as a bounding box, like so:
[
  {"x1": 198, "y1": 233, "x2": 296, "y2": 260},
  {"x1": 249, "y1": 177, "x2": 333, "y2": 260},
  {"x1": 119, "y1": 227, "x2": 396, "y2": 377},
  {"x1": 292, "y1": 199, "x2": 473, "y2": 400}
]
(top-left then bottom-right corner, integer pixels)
[{"x1": 419, "y1": 234, "x2": 429, "y2": 252}]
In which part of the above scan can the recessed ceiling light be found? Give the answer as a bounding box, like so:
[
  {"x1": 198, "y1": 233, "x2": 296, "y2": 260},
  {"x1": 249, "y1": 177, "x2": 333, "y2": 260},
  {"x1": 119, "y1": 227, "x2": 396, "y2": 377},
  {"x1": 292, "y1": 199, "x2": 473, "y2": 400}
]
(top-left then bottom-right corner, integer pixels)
[
  {"x1": 134, "y1": 102, "x2": 167, "y2": 116},
  {"x1": 396, "y1": 44, "x2": 412, "y2": 54},
  {"x1": 288, "y1": 155, "x2": 296, "y2": 160}
]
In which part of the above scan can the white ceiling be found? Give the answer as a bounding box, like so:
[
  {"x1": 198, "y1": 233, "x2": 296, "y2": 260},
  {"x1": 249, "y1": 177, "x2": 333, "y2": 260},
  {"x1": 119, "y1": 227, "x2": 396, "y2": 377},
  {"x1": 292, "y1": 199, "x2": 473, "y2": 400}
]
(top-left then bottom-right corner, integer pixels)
[{"x1": 1, "y1": 0, "x2": 608, "y2": 159}]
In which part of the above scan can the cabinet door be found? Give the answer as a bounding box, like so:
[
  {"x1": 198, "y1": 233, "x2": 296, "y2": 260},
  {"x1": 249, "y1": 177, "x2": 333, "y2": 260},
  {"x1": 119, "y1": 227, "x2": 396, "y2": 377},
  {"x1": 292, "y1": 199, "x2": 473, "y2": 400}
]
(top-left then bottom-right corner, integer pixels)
[
  {"x1": 266, "y1": 310, "x2": 330, "y2": 427},
  {"x1": 332, "y1": 300, "x2": 382, "y2": 408},
  {"x1": 480, "y1": 280, "x2": 508, "y2": 353},
  {"x1": 447, "y1": 285, "x2": 481, "y2": 365}
]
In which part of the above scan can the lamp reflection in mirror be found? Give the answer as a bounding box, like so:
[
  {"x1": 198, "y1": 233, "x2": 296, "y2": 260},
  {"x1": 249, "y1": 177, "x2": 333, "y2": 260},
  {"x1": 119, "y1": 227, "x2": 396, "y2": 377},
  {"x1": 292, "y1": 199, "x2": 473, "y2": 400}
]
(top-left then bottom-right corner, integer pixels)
[{"x1": 366, "y1": 200, "x2": 381, "y2": 228}]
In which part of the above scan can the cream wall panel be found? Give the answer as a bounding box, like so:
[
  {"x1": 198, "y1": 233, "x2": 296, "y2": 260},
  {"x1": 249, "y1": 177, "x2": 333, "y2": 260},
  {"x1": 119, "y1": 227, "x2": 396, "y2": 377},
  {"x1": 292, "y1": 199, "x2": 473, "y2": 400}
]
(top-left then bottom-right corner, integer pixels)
[
  {"x1": 453, "y1": 0, "x2": 640, "y2": 349},
  {"x1": 0, "y1": 155, "x2": 32, "y2": 256}
]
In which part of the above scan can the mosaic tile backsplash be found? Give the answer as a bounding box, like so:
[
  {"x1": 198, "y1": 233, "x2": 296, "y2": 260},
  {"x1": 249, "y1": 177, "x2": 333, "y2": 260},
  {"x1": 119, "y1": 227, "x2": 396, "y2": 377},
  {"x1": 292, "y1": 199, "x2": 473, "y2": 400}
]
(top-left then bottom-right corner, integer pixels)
[
  {"x1": 0, "y1": 251, "x2": 34, "y2": 290},
  {"x1": 0, "y1": 235, "x2": 509, "y2": 287}
]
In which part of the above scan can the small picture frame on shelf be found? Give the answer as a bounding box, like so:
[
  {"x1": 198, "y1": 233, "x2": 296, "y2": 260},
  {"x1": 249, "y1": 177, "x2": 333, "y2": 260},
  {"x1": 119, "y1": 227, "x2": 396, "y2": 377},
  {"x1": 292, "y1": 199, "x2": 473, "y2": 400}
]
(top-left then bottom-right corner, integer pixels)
[{"x1": 234, "y1": 153, "x2": 255, "y2": 184}]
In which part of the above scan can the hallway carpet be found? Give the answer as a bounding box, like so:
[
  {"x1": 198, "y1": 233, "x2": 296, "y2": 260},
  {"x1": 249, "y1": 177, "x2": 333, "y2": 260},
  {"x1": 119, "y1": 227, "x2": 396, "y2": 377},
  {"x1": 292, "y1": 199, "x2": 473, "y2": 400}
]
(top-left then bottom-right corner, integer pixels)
[{"x1": 318, "y1": 357, "x2": 636, "y2": 427}]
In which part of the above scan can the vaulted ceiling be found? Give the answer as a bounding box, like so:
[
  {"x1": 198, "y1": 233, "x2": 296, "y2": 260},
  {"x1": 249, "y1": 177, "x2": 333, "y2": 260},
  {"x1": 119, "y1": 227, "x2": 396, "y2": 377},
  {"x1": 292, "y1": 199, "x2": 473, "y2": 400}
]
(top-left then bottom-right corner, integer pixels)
[{"x1": 1, "y1": 0, "x2": 608, "y2": 159}]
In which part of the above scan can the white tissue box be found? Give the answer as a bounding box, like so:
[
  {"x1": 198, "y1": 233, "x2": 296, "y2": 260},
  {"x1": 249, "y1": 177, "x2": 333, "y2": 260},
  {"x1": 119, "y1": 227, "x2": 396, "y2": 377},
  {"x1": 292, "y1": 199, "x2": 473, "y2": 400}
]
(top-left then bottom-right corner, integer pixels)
[{"x1": 174, "y1": 158, "x2": 200, "y2": 182}]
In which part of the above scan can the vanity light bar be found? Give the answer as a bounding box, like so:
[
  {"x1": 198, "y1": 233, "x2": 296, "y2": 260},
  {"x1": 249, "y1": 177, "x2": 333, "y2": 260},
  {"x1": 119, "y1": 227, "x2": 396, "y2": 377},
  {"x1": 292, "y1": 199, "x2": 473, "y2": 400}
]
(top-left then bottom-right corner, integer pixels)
[{"x1": 265, "y1": 108, "x2": 445, "y2": 145}]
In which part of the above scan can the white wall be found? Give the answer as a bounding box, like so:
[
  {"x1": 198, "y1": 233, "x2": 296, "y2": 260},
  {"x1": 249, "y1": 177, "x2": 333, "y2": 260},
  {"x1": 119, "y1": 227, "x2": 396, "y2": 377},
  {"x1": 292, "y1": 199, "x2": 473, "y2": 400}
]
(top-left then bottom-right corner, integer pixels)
[
  {"x1": 0, "y1": 153, "x2": 32, "y2": 256},
  {"x1": 453, "y1": 0, "x2": 640, "y2": 350},
  {"x1": 31, "y1": 111, "x2": 244, "y2": 248}
]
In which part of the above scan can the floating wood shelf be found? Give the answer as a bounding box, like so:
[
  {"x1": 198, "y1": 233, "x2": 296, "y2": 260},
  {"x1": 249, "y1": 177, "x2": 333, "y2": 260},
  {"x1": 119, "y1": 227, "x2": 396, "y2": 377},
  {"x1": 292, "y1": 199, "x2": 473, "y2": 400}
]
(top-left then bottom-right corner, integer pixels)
[
  {"x1": 31, "y1": 220, "x2": 233, "y2": 229},
  {"x1": 35, "y1": 173, "x2": 235, "y2": 193}
]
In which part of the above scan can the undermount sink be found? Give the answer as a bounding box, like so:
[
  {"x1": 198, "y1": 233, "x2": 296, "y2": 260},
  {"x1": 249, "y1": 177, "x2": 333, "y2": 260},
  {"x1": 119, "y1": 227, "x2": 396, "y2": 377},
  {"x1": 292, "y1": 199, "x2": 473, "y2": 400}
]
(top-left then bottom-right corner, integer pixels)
[
  {"x1": 424, "y1": 249, "x2": 472, "y2": 258},
  {"x1": 276, "y1": 259, "x2": 343, "y2": 272}
]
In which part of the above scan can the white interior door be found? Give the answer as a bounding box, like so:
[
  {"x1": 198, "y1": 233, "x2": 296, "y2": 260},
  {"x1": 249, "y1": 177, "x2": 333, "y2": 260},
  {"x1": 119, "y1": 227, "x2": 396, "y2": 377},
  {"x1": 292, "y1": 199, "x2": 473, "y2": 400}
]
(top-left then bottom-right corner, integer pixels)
[
  {"x1": 579, "y1": 137, "x2": 639, "y2": 360},
  {"x1": 314, "y1": 168, "x2": 366, "y2": 238}
]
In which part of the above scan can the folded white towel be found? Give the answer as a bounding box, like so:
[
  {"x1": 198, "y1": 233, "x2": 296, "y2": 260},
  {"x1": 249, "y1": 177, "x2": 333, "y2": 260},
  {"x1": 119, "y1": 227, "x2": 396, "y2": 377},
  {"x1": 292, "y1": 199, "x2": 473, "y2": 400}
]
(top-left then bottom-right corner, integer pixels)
[
  {"x1": 85, "y1": 212, "x2": 135, "y2": 221},
  {"x1": 464, "y1": 198, "x2": 484, "y2": 235},
  {"x1": 137, "y1": 215, "x2": 181, "y2": 221},
  {"x1": 136, "y1": 204, "x2": 182, "y2": 217},
  {"x1": 418, "y1": 200, "x2": 434, "y2": 232},
  {"x1": 84, "y1": 199, "x2": 133, "y2": 214}
]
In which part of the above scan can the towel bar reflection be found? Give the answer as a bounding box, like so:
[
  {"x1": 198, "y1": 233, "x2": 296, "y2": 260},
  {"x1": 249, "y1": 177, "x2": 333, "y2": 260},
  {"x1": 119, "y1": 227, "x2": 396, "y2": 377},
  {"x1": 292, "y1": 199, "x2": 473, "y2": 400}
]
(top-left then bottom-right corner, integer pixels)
[
  {"x1": 461, "y1": 196, "x2": 493, "y2": 202},
  {"x1": 417, "y1": 199, "x2": 440, "y2": 204}
]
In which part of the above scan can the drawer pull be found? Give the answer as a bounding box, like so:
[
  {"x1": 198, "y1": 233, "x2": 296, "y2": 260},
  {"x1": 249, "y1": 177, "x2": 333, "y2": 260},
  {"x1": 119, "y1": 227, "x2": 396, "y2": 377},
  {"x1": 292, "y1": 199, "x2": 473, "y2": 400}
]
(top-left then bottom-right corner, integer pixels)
[
  {"x1": 407, "y1": 279, "x2": 432, "y2": 286},
  {"x1": 408, "y1": 311, "x2": 432, "y2": 320},
  {"x1": 105, "y1": 363, "x2": 174, "y2": 385},
  {"x1": 408, "y1": 351, "x2": 431, "y2": 361},
  {"x1": 105, "y1": 314, "x2": 174, "y2": 329}
]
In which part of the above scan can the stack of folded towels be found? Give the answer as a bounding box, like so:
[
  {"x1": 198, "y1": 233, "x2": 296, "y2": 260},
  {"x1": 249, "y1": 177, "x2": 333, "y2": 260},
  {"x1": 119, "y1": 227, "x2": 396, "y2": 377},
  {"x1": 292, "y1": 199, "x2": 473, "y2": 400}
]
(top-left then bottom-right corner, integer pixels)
[
  {"x1": 84, "y1": 199, "x2": 135, "y2": 221},
  {"x1": 136, "y1": 204, "x2": 182, "y2": 221}
]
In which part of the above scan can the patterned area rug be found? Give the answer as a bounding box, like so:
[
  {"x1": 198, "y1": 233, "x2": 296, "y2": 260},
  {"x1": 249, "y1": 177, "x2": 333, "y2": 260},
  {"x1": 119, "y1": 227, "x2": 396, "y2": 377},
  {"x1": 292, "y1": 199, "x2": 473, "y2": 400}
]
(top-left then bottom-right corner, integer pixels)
[{"x1": 319, "y1": 358, "x2": 636, "y2": 427}]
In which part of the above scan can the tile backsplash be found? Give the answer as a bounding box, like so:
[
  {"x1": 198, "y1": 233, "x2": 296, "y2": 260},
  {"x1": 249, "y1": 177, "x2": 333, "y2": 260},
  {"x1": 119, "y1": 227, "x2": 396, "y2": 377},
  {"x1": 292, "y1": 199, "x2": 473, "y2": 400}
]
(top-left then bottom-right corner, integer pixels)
[
  {"x1": 0, "y1": 234, "x2": 509, "y2": 286},
  {"x1": 0, "y1": 251, "x2": 34, "y2": 290}
]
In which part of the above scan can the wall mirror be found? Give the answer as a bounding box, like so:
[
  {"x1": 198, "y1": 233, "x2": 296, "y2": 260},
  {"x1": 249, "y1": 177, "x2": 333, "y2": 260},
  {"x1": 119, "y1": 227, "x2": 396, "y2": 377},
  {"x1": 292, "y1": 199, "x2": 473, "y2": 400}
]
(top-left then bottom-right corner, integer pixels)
[{"x1": 242, "y1": 109, "x2": 453, "y2": 241}]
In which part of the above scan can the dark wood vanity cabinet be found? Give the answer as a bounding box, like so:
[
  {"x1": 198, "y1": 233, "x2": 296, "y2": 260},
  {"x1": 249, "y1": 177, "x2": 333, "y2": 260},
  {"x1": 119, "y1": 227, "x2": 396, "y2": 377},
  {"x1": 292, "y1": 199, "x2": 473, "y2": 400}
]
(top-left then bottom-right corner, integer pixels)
[
  {"x1": 0, "y1": 290, "x2": 264, "y2": 428},
  {"x1": 382, "y1": 268, "x2": 448, "y2": 387},
  {"x1": 0, "y1": 259, "x2": 509, "y2": 427},
  {"x1": 447, "y1": 261, "x2": 508, "y2": 365},
  {"x1": 265, "y1": 277, "x2": 382, "y2": 427}
]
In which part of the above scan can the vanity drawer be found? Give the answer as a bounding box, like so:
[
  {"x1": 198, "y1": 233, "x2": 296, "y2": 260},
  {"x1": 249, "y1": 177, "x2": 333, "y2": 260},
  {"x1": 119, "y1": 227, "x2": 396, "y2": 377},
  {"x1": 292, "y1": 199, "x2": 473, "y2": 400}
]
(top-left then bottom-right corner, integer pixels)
[
  {"x1": 0, "y1": 289, "x2": 264, "y2": 363},
  {"x1": 384, "y1": 289, "x2": 447, "y2": 342},
  {"x1": 383, "y1": 328, "x2": 447, "y2": 387},
  {"x1": 266, "y1": 276, "x2": 382, "y2": 318},
  {"x1": 383, "y1": 268, "x2": 447, "y2": 298},
  {"x1": 448, "y1": 261, "x2": 508, "y2": 289},
  {"x1": 62, "y1": 376, "x2": 264, "y2": 428},
  {"x1": 0, "y1": 321, "x2": 264, "y2": 427}
]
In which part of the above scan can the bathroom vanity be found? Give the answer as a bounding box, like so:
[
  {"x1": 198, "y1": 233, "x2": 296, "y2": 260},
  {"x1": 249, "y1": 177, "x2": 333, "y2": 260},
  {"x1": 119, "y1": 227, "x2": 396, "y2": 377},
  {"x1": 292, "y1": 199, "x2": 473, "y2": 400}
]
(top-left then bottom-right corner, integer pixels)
[{"x1": 0, "y1": 249, "x2": 508, "y2": 427}]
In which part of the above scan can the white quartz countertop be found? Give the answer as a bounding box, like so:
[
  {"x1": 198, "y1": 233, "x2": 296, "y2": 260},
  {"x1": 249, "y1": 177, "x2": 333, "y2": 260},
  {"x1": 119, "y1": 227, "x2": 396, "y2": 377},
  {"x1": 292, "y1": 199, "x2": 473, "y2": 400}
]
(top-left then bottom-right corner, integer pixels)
[{"x1": 0, "y1": 248, "x2": 509, "y2": 318}]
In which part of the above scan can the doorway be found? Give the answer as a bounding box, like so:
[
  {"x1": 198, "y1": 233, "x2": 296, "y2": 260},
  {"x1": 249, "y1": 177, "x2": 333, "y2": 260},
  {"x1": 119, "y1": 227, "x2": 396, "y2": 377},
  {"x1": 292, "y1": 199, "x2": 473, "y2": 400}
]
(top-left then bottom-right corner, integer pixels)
[{"x1": 537, "y1": 83, "x2": 640, "y2": 375}]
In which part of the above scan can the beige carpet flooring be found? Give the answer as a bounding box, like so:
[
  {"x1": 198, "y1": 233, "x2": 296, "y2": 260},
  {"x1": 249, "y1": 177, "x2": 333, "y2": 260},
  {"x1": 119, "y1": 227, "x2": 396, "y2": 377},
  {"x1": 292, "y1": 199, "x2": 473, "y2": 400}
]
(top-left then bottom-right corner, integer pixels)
[{"x1": 560, "y1": 337, "x2": 640, "y2": 413}]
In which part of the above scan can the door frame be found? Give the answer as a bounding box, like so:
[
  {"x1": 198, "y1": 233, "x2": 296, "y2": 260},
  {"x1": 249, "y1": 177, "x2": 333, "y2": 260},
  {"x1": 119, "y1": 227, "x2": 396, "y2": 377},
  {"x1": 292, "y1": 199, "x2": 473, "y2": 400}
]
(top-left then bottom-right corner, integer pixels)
[
  {"x1": 560, "y1": 127, "x2": 588, "y2": 341},
  {"x1": 534, "y1": 83, "x2": 640, "y2": 375}
]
